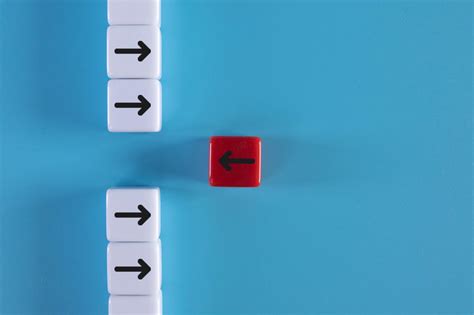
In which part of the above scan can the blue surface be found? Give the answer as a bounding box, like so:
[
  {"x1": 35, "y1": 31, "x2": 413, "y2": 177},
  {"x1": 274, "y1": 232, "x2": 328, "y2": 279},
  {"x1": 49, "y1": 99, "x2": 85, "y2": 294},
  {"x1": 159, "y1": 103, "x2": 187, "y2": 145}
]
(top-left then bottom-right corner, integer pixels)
[{"x1": 0, "y1": 0, "x2": 472, "y2": 314}]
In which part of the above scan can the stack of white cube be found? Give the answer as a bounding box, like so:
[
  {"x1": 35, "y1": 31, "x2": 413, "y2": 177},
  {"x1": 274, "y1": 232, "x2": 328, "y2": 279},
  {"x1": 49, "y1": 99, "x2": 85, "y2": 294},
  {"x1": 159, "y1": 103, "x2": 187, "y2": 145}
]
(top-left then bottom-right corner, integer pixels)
[
  {"x1": 107, "y1": 0, "x2": 162, "y2": 133},
  {"x1": 107, "y1": 188, "x2": 162, "y2": 314},
  {"x1": 106, "y1": 0, "x2": 162, "y2": 312}
]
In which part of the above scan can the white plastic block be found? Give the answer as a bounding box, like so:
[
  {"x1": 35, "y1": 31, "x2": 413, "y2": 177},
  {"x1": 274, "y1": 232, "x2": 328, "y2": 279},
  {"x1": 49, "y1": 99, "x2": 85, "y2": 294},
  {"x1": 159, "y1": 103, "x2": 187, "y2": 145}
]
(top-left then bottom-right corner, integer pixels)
[
  {"x1": 108, "y1": 80, "x2": 162, "y2": 132},
  {"x1": 109, "y1": 294, "x2": 163, "y2": 315},
  {"x1": 107, "y1": 242, "x2": 162, "y2": 295},
  {"x1": 108, "y1": 0, "x2": 161, "y2": 26},
  {"x1": 107, "y1": 26, "x2": 161, "y2": 79},
  {"x1": 106, "y1": 188, "x2": 160, "y2": 241}
]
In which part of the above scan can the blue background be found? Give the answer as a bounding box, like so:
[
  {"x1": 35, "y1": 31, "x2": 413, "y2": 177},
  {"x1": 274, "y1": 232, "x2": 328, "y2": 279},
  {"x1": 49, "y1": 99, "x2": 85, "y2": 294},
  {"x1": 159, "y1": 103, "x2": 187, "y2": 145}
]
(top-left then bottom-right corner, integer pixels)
[{"x1": 0, "y1": 0, "x2": 472, "y2": 314}]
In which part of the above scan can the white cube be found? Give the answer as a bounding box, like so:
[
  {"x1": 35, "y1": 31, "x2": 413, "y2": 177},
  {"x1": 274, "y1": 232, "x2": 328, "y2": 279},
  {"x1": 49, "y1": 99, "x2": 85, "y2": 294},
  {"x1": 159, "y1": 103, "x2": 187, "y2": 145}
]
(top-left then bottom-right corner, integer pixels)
[
  {"x1": 109, "y1": 294, "x2": 162, "y2": 315},
  {"x1": 108, "y1": 0, "x2": 161, "y2": 26},
  {"x1": 106, "y1": 188, "x2": 160, "y2": 241},
  {"x1": 107, "y1": 242, "x2": 162, "y2": 295},
  {"x1": 107, "y1": 26, "x2": 161, "y2": 79},
  {"x1": 108, "y1": 80, "x2": 162, "y2": 132}
]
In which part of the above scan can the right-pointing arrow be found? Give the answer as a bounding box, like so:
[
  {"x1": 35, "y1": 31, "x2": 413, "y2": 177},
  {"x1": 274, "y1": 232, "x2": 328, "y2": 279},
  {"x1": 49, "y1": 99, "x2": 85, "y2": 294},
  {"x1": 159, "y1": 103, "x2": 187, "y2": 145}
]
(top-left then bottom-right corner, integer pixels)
[
  {"x1": 114, "y1": 204, "x2": 151, "y2": 226},
  {"x1": 114, "y1": 41, "x2": 151, "y2": 62},
  {"x1": 114, "y1": 259, "x2": 151, "y2": 280},
  {"x1": 114, "y1": 95, "x2": 151, "y2": 116}
]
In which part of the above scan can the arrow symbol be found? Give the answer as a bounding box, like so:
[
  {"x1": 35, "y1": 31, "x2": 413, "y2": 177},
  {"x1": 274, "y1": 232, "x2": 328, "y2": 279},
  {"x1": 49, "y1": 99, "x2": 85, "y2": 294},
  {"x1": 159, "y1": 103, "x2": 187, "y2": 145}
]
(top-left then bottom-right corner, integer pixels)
[
  {"x1": 114, "y1": 259, "x2": 151, "y2": 280},
  {"x1": 114, "y1": 95, "x2": 151, "y2": 116},
  {"x1": 114, "y1": 41, "x2": 151, "y2": 62},
  {"x1": 219, "y1": 151, "x2": 255, "y2": 171},
  {"x1": 114, "y1": 204, "x2": 151, "y2": 226}
]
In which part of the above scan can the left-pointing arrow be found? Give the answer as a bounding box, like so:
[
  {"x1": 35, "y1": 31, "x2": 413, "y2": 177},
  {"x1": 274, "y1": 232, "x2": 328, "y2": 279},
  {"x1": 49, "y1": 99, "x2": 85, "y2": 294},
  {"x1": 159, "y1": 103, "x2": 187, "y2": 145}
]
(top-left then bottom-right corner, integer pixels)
[
  {"x1": 114, "y1": 41, "x2": 151, "y2": 62},
  {"x1": 219, "y1": 151, "x2": 255, "y2": 171},
  {"x1": 114, "y1": 204, "x2": 151, "y2": 226},
  {"x1": 114, "y1": 95, "x2": 151, "y2": 116},
  {"x1": 114, "y1": 259, "x2": 151, "y2": 280}
]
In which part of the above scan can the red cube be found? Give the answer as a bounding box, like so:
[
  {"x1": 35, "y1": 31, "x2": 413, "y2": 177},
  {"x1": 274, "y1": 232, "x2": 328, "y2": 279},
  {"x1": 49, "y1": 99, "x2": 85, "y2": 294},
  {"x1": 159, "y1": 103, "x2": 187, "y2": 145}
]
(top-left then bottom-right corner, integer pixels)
[{"x1": 209, "y1": 136, "x2": 261, "y2": 187}]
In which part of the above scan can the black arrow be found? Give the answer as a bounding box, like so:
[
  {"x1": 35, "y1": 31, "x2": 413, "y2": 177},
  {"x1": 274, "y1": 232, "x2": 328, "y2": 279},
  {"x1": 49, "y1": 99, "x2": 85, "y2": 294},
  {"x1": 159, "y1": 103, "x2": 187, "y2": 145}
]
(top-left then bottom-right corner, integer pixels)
[
  {"x1": 219, "y1": 151, "x2": 255, "y2": 171},
  {"x1": 114, "y1": 259, "x2": 151, "y2": 280},
  {"x1": 114, "y1": 205, "x2": 151, "y2": 226},
  {"x1": 114, "y1": 41, "x2": 151, "y2": 62},
  {"x1": 114, "y1": 95, "x2": 151, "y2": 116}
]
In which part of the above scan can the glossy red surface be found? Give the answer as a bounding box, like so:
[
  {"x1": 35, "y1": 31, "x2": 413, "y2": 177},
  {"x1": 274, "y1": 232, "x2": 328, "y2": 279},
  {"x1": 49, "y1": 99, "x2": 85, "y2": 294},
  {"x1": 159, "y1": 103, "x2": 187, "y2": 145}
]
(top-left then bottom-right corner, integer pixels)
[{"x1": 209, "y1": 136, "x2": 261, "y2": 187}]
